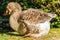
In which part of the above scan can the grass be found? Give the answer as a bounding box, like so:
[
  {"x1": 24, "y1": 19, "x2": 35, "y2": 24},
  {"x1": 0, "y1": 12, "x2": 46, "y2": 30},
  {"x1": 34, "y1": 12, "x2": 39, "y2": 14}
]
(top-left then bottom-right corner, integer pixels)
[{"x1": 1, "y1": 28, "x2": 60, "y2": 40}]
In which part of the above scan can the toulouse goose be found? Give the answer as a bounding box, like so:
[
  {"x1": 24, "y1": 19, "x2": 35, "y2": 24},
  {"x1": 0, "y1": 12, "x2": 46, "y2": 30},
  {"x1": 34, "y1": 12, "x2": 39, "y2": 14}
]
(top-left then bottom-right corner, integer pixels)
[{"x1": 4, "y1": 2, "x2": 56, "y2": 38}]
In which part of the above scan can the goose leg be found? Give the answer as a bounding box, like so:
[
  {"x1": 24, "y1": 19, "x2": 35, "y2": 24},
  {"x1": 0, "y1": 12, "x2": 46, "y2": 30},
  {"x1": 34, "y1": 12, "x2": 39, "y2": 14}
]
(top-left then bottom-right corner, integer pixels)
[{"x1": 25, "y1": 33, "x2": 32, "y2": 37}]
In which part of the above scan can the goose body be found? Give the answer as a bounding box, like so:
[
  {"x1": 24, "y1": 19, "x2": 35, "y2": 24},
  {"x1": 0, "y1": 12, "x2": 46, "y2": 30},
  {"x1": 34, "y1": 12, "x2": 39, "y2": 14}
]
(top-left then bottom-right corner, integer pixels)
[
  {"x1": 22, "y1": 8, "x2": 56, "y2": 37},
  {"x1": 4, "y1": 2, "x2": 56, "y2": 38}
]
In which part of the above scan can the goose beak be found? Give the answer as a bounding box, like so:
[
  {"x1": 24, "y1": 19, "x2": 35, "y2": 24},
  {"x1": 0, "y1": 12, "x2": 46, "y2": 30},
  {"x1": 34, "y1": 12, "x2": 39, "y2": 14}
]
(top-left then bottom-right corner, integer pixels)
[{"x1": 3, "y1": 8, "x2": 9, "y2": 16}]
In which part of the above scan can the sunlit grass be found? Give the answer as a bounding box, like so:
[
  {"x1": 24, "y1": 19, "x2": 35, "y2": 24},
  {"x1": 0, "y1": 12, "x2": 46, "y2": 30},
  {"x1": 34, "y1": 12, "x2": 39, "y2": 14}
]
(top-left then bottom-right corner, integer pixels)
[{"x1": 1, "y1": 28, "x2": 60, "y2": 40}]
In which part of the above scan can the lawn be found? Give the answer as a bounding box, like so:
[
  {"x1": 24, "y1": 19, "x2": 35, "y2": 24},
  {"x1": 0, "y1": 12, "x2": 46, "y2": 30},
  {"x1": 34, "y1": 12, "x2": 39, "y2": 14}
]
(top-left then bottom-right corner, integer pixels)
[{"x1": 1, "y1": 28, "x2": 60, "y2": 40}]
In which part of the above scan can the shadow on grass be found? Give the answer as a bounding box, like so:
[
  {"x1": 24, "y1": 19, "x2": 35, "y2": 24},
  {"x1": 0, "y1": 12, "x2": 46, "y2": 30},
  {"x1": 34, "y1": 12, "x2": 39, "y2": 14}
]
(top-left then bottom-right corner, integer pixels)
[
  {"x1": 0, "y1": 18, "x2": 24, "y2": 37},
  {"x1": 0, "y1": 25, "x2": 23, "y2": 36}
]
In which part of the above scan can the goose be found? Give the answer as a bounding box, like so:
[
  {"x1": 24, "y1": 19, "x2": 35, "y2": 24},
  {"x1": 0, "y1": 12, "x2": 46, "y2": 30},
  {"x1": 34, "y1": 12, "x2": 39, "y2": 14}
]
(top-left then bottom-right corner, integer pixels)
[
  {"x1": 4, "y1": 2, "x2": 56, "y2": 38},
  {"x1": 4, "y1": 2, "x2": 28, "y2": 35}
]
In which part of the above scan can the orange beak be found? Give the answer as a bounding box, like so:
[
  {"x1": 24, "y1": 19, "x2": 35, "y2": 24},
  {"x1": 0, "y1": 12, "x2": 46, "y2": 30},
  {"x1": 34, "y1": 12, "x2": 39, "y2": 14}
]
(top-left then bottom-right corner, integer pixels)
[{"x1": 3, "y1": 8, "x2": 9, "y2": 16}]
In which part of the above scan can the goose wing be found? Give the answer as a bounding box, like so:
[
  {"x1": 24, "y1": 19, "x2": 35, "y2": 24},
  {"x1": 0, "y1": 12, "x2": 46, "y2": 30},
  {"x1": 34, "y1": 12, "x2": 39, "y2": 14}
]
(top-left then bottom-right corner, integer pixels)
[{"x1": 22, "y1": 8, "x2": 51, "y2": 24}]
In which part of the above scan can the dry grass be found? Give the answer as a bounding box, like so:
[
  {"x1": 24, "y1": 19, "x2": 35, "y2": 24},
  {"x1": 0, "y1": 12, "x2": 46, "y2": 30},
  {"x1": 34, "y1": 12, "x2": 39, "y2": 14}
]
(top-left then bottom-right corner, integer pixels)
[{"x1": 1, "y1": 28, "x2": 60, "y2": 40}]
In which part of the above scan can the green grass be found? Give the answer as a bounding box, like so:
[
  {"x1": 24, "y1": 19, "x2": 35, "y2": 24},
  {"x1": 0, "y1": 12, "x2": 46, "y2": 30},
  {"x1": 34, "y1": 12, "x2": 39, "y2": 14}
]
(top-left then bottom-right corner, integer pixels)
[{"x1": 1, "y1": 28, "x2": 60, "y2": 40}]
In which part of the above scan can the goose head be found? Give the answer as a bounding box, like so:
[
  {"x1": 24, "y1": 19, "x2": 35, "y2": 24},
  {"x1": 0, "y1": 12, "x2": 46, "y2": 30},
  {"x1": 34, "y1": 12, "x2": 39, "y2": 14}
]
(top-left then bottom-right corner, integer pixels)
[{"x1": 3, "y1": 2, "x2": 22, "y2": 16}]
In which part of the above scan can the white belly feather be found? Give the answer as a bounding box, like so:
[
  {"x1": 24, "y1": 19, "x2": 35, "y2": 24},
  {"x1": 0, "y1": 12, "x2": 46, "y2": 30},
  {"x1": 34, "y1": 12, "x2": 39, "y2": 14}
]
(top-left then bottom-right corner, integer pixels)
[{"x1": 24, "y1": 20, "x2": 50, "y2": 37}]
